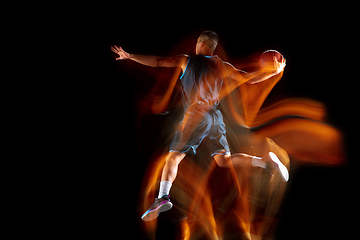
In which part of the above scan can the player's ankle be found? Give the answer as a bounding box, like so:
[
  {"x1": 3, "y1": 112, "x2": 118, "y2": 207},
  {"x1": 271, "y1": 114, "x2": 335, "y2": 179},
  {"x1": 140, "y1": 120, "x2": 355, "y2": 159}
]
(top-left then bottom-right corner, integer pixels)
[{"x1": 252, "y1": 156, "x2": 266, "y2": 169}]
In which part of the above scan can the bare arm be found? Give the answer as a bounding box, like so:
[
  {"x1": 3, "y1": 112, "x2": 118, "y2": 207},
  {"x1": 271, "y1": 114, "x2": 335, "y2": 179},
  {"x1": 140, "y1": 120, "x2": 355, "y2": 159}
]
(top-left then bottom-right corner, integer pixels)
[
  {"x1": 223, "y1": 57, "x2": 286, "y2": 84},
  {"x1": 111, "y1": 45, "x2": 188, "y2": 69},
  {"x1": 245, "y1": 70, "x2": 279, "y2": 84}
]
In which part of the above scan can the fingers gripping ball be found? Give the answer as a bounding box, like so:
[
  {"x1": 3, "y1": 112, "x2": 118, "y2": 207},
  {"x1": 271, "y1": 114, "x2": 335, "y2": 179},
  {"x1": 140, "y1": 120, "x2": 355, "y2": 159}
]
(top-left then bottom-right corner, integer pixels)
[{"x1": 259, "y1": 50, "x2": 284, "y2": 69}]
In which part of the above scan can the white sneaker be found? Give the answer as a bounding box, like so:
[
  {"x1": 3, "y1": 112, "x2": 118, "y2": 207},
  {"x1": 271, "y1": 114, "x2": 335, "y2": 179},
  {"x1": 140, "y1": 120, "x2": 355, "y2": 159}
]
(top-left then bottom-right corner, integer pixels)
[{"x1": 268, "y1": 152, "x2": 289, "y2": 182}]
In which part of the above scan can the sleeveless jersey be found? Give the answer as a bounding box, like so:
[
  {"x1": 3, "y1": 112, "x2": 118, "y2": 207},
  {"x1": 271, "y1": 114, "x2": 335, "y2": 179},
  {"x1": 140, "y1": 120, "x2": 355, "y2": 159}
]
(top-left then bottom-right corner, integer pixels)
[{"x1": 180, "y1": 55, "x2": 225, "y2": 109}]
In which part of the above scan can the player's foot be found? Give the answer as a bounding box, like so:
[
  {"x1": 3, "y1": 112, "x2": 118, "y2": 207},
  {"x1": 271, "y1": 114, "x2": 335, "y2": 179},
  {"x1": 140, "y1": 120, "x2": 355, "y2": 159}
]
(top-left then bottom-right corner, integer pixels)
[
  {"x1": 266, "y1": 152, "x2": 289, "y2": 182},
  {"x1": 141, "y1": 195, "x2": 173, "y2": 221}
]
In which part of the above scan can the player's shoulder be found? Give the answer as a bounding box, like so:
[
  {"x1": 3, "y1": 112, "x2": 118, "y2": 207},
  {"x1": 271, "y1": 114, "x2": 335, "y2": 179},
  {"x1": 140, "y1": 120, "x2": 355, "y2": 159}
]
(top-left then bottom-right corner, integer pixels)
[
  {"x1": 222, "y1": 60, "x2": 237, "y2": 70},
  {"x1": 221, "y1": 60, "x2": 247, "y2": 74},
  {"x1": 176, "y1": 54, "x2": 190, "y2": 59},
  {"x1": 177, "y1": 54, "x2": 190, "y2": 64},
  {"x1": 174, "y1": 54, "x2": 190, "y2": 71},
  {"x1": 170, "y1": 54, "x2": 189, "y2": 61}
]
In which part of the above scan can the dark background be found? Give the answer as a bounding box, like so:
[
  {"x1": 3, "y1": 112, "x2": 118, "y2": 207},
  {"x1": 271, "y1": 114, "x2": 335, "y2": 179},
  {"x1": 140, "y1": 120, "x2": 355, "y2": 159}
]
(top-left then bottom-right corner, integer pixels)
[{"x1": 70, "y1": 4, "x2": 356, "y2": 239}]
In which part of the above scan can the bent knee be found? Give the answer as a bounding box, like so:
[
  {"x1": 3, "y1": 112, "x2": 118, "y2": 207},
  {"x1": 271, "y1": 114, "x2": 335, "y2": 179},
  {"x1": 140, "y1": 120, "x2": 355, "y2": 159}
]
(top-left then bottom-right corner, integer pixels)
[{"x1": 214, "y1": 154, "x2": 231, "y2": 167}]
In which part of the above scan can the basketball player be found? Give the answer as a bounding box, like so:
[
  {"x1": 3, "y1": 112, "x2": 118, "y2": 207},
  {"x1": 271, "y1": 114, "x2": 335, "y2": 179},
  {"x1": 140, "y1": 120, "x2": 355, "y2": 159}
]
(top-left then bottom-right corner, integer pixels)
[{"x1": 111, "y1": 31, "x2": 288, "y2": 221}]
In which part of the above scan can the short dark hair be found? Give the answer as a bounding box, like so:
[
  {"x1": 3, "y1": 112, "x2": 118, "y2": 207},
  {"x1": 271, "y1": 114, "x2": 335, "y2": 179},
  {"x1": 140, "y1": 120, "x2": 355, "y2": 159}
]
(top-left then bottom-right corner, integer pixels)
[{"x1": 199, "y1": 30, "x2": 219, "y2": 51}]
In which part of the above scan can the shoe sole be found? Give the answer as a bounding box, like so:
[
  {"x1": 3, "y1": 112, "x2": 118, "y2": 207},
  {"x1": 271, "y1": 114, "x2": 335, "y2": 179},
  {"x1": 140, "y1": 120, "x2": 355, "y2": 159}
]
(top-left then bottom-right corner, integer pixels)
[
  {"x1": 269, "y1": 152, "x2": 289, "y2": 182},
  {"x1": 141, "y1": 201, "x2": 173, "y2": 221}
]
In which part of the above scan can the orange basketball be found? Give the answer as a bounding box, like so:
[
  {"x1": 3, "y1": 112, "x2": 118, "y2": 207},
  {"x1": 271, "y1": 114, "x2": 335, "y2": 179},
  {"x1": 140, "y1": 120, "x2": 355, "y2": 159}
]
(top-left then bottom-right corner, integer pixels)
[{"x1": 259, "y1": 50, "x2": 284, "y2": 69}]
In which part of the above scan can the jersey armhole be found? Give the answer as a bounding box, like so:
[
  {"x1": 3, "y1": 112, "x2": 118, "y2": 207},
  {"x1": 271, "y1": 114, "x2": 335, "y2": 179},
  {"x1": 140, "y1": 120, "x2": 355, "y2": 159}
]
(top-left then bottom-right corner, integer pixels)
[{"x1": 180, "y1": 58, "x2": 191, "y2": 80}]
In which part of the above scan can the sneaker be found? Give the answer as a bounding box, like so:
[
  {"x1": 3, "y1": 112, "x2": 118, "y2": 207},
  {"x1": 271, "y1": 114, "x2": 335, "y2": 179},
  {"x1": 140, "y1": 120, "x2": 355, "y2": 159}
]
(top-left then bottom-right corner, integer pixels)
[
  {"x1": 267, "y1": 152, "x2": 289, "y2": 182},
  {"x1": 141, "y1": 195, "x2": 173, "y2": 221}
]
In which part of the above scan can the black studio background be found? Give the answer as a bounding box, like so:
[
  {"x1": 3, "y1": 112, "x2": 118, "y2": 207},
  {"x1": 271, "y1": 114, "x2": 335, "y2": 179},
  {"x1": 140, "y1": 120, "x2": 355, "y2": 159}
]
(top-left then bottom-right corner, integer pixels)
[{"x1": 69, "y1": 4, "x2": 356, "y2": 239}]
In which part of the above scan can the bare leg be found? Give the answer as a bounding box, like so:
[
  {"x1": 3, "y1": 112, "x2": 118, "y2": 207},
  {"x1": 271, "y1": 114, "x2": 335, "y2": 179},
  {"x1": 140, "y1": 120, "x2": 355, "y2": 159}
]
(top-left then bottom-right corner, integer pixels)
[
  {"x1": 214, "y1": 151, "x2": 289, "y2": 182},
  {"x1": 161, "y1": 151, "x2": 186, "y2": 183},
  {"x1": 214, "y1": 151, "x2": 265, "y2": 168},
  {"x1": 141, "y1": 151, "x2": 186, "y2": 221}
]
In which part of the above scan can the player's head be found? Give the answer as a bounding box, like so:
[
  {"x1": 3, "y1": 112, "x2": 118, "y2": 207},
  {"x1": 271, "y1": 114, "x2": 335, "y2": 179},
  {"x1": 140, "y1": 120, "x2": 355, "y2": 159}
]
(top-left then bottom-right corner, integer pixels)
[{"x1": 196, "y1": 30, "x2": 219, "y2": 55}]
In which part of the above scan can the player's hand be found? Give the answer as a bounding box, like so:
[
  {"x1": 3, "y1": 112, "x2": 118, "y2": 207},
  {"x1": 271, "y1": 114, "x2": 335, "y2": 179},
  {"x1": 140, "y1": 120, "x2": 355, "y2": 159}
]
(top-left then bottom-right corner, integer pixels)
[
  {"x1": 111, "y1": 45, "x2": 130, "y2": 60},
  {"x1": 274, "y1": 56, "x2": 286, "y2": 74}
]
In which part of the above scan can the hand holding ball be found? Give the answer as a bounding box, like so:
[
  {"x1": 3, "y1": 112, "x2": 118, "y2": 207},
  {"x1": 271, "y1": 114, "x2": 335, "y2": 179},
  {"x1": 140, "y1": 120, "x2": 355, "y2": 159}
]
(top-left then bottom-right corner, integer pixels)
[{"x1": 259, "y1": 50, "x2": 286, "y2": 73}]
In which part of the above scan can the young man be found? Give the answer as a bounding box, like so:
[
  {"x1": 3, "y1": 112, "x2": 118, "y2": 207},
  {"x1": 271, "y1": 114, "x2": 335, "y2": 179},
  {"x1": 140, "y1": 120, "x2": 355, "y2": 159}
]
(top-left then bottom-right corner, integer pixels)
[{"x1": 111, "y1": 31, "x2": 288, "y2": 221}]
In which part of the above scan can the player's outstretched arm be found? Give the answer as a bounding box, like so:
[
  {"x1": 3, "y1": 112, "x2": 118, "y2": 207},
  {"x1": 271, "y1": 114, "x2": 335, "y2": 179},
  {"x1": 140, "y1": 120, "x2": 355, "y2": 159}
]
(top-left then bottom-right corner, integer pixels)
[
  {"x1": 247, "y1": 57, "x2": 286, "y2": 84},
  {"x1": 111, "y1": 45, "x2": 188, "y2": 69},
  {"x1": 223, "y1": 57, "x2": 286, "y2": 84},
  {"x1": 222, "y1": 61, "x2": 254, "y2": 85}
]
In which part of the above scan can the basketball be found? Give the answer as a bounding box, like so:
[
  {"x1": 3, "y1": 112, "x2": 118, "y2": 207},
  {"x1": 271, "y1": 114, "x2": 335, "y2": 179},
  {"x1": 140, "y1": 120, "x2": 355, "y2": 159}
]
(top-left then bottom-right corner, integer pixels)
[{"x1": 259, "y1": 50, "x2": 284, "y2": 69}]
